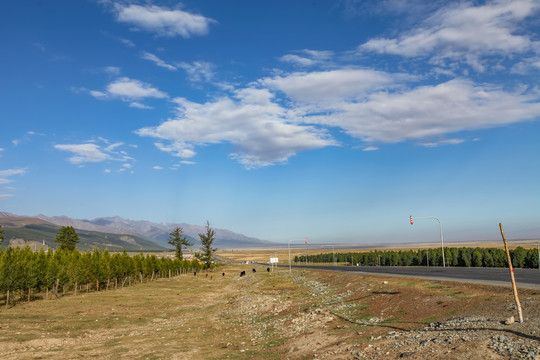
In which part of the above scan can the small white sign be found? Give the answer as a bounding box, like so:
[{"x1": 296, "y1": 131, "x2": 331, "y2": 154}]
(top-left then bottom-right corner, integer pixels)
[{"x1": 270, "y1": 257, "x2": 278, "y2": 263}]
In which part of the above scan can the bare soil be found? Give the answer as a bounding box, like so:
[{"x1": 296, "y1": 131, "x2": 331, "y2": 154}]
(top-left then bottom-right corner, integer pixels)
[{"x1": 0, "y1": 264, "x2": 538, "y2": 359}]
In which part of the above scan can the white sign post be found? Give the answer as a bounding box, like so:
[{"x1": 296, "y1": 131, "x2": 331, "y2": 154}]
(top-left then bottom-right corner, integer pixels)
[{"x1": 270, "y1": 257, "x2": 278, "y2": 271}]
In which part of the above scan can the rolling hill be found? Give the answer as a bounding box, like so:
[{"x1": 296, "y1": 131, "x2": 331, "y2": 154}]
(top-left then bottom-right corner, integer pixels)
[{"x1": 0, "y1": 212, "x2": 276, "y2": 250}]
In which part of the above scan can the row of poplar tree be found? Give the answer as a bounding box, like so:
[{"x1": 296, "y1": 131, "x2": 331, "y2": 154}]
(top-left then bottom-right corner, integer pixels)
[
  {"x1": 296, "y1": 246, "x2": 539, "y2": 268},
  {"x1": 0, "y1": 246, "x2": 204, "y2": 308},
  {"x1": 0, "y1": 222, "x2": 218, "y2": 308}
]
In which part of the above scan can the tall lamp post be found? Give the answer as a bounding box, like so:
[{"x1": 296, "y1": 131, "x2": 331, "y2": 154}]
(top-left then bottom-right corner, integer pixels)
[
  {"x1": 288, "y1": 238, "x2": 307, "y2": 272},
  {"x1": 410, "y1": 215, "x2": 445, "y2": 267}
]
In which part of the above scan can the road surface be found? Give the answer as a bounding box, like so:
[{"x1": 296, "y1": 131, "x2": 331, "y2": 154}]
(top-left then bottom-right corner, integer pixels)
[{"x1": 285, "y1": 264, "x2": 540, "y2": 289}]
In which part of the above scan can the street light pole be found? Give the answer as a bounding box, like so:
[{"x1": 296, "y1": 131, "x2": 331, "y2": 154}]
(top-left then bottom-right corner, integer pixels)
[
  {"x1": 288, "y1": 239, "x2": 305, "y2": 272},
  {"x1": 411, "y1": 216, "x2": 446, "y2": 267}
]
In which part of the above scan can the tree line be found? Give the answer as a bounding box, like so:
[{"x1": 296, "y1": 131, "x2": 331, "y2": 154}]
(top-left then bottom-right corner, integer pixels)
[
  {"x1": 0, "y1": 246, "x2": 204, "y2": 309},
  {"x1": 296, "y1": 246, "x2": 539, "y2": 268},
  {"x1": 0, "y1": 221, "x2": 218, "y2": 309}
]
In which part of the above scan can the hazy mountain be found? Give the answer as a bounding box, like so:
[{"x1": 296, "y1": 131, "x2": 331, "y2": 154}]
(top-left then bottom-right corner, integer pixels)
[{"x1": 33, "y1": 214, "x2": 275, "y2": 249}]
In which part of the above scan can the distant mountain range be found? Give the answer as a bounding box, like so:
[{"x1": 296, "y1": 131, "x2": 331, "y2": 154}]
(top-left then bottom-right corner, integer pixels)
[{"x1": 0, "y1": 212, "x2": 276, "y2": 250}]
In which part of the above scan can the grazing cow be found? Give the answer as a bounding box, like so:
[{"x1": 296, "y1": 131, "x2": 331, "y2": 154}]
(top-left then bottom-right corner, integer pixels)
[
  {"x1": 194, "y1": 271, "x2": 197, "y2": 276},
  {"x1": 240, "y1": 271, "x2": 246, "y2": 277},
  {"x1": 267, "y1": 267, "x2": 270, "y2": 272},
  {"x1": 222, "y1": 272, "x2": 225, "y2": 277},
  {"x1": 252, "y1": 268, "x2": 256, "y2": 273}
]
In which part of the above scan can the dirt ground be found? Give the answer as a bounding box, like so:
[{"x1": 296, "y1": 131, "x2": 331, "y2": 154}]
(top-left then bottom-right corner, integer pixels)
[{"x1": 0, "y1": 264, "x2": 538, "y2": 359}]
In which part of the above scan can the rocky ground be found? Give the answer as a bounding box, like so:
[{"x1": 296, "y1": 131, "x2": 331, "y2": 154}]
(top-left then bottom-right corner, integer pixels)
[{"x1": 230, "y1": 269, "x2": 540, "y2": 359}]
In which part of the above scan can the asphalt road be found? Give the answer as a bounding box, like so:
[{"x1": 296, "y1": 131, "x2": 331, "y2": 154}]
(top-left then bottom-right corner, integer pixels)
[{"x1": 286, "y1": 264, "x2": 540, "y2": 289}]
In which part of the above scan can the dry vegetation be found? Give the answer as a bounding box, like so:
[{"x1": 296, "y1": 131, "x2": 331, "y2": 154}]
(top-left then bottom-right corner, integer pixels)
[{"x1": 1, "y1": 259, "x2": 539, "y2": 359}]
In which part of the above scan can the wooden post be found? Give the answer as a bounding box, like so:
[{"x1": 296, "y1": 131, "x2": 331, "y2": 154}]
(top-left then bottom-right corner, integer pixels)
[{"x1": 499, "y1": 223, "x2": 523, "y2": 323}]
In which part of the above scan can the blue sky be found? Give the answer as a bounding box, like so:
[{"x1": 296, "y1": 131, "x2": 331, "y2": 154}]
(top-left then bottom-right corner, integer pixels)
[{"x1": 1, "y1": 0, "x2": 539, "y2": 244}]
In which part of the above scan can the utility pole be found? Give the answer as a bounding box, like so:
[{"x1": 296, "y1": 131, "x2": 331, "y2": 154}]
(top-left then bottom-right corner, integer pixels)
[{"x1": 537, "y1": 243, "x2": 539, "y2": 270}]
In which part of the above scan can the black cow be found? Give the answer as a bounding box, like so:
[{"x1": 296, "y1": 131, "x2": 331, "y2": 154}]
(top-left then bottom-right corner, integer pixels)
[
  {"x1": 252, "y1": 268, "x2": 256, "y2": 273},
  {"x1": 267, "y1": 267, "x2": 270, "y2": 272},
  {"x1": 240, "y1": 271, "x2": 246, "y2": 277}
]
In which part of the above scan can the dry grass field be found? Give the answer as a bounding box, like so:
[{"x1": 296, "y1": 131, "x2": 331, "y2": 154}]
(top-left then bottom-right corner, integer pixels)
[{"x1": 1, "y1": 261, "x2": 539, "y2": 359}]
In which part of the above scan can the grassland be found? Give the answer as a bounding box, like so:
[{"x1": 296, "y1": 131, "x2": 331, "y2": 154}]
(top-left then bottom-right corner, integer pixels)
[{"x1": 1, "y1": 260, "x2": 538, "y2": 359}]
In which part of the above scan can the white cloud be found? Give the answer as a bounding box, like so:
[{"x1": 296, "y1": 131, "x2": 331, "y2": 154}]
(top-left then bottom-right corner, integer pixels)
[
  {"x1": 360, "y1": 0, "x2": 540, "y2": 70},
  {"x1": 176, "y1": 61, "x2": 214, "y2": 82},
  {"x1": 135, "y1": 64, "x2": 540, "y2": 167},
  {"x1": 0, "y1": 194, "x2": 14, "y2": 200},
  {"x1": 153, "y1": 166, "x2": 164, "y2": 170},
  {"x1": 304, "y1": 78, "x2": 540, "y2": 143},
  {"x1": 106, "y1": 77, "x2": 167, "y2": 100},
  {"x1": 55, "y1": 139, "x2": 134, "y2": 165},
  {"x1": 279, "y1": 49, "x2": 334, "y2": 67},
  {"x1": 417, "y1": 138, "x2": 464, "y2": 147},
  {"x1": 88, "y1": 77, "x2": 167, "y2": 108},
  {"x1": 12, "y1": 139, "x2": 19, "y2": 146},
  {"x1": 54, "y1": 143, "x2": 110, "y2": 164},
  {"x1": 129, "y1": 101, "x2": 153, "y2": 109},
  {"x1": 260, "y1": 68, "x2": 410, "y2": 105},
  {"x1": 141, "y1": 52, "x2": 177, "y2": 71},
  {"x1": 0, "y1": 168, "x2": 26, "y2": 184},
  {"x1": 511, "y1": 56, "x2": 540, "y2": 74},
  {"x1": 105, "y1": 66, "x2": 121, "y2": 75},
  {"x1": 114, "y1": 4, "x2": 215, "y2": 38},
  {"x1": 362, "y1": 146, "x2": 379, "y2": 151},
  {"x1": 137, "y1": 88, "x2": 337, "y2": 168},
  {"x1": 119, "y1": 37, "x2": 135, "y2": 47},
  {"x1": 90, "y1": 90, "x2": 108, "y2": 99}
]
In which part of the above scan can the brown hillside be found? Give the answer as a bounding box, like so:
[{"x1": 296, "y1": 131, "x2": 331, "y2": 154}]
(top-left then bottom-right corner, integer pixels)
[{"x1": 0, "y1": 213, "x2": 54, "y2": 228}]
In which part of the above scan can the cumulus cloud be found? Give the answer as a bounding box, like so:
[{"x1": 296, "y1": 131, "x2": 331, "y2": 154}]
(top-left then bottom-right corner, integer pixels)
[
  {"x1": 88, "y1": 77, "x2": 167, "y2": 108},
  {"x1": 136, "y1": 88, "x2": 337, "y2": 168},
  {"x1": 114, "y1": 4, "x2": 215, "y2": 38},
  {"x1": 304, "y1": 78, "x2": 540, "y2": 143},
  {"x1": 135, "y1": 62, "x2": 540, "y2": 167},
  {"x1": 106, "y1": 77, "x2": 167, "y2": 99},
  {"x1": 141, "y1": 52, "x2": 177, "y2": 70},
  {"x1": 360, "y1": 0, "x2": 540, "y2": 70},
  {"x1": 260, "y1": 68, "x2": 410, "y2": 105}
]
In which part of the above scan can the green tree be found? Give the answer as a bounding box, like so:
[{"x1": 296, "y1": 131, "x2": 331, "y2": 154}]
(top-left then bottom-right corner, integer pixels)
[
  {"x1": 0, "y1": 225, "x2": 4, "y2": 246},
  {"x1": 54, "y1": 226, "x2": 80, "y2": 251},
  {"x1": 197, "y1": 221, "x2": 217, "y2": 269},
  {"x1": 168, "y1": 227, "x2": 193, "y2": 260},
  {"x1": 472, "y1": 248, "x2": 483, "y2": 267}
]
